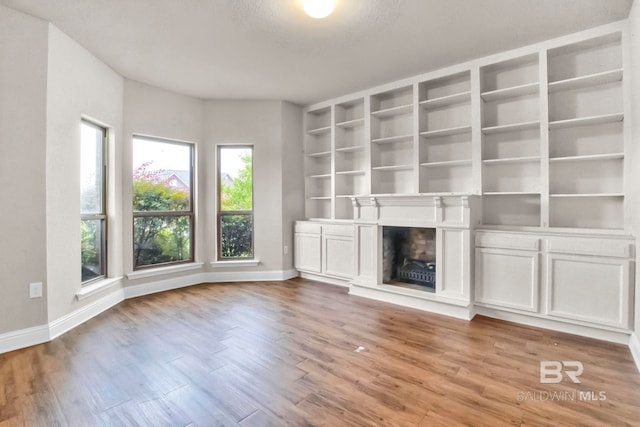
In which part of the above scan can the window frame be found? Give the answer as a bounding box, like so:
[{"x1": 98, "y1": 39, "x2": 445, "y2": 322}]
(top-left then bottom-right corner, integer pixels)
[
  {"x1": 217, "y1": 144, "x2": 255, "y2": 260},
  {"x1": 80, "y1": 119, "x2": 108, "y2": 285},
  {"x1": 132, "y1": 135, "x2": 195, "y2": 270}
]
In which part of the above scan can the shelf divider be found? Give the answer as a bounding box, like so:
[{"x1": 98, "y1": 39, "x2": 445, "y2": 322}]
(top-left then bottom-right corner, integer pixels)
[
  {"x1": 548, "y1": 113, "x2": 623, "y2": 130},
  {"x1": 419, "y1": 91, "x2": 471, "y2": 109},
  {"x1": 480, "y1": 82, "x2": 539, "y2": 102},
  {"x1": 420, "y1": 125, "x2": 472, "y2": 139},
  {"x1": 481, "y1": 121, "x2": 540, "y2": 135},
  {"x1": 548, "y1": 68, "x2": 623, "y2": 93}
]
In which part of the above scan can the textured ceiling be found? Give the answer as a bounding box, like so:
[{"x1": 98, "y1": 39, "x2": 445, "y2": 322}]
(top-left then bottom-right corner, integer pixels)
[{"x1": 0, "y1": 0, "x2": 633, "y2": 105}]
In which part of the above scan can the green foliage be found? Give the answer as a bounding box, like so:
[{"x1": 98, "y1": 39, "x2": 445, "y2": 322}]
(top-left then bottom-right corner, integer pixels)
[
  {"x1": 219, "y1": 152, "x2": 253, "y2": 258},
  {"x1": 133, "y1": 163, "x2": 191, "y2": 267},
  {"x1": 133, "y1": 179, "x2": 189, "y2": 212},
  {"x1": 220, "y1": 215, "x2": 253, "y2": 258},
  {"x1": 221, "y1": 153, "x2": 252, "y2": 211},
  {"x1": 81, "y1": 220, "x2": 100, "y2": 282}
]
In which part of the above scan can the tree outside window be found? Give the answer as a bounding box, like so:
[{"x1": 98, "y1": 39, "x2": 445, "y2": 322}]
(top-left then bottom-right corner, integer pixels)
[
  {"x1": 132, "y1": 137, "x2": 194, "y2": 269},
  {"x1": 218, "y1": 146, "x2": 254, "y2": 259},
  {"x1": 81, "y1": 120, "x2": 107, "y2": 284}
]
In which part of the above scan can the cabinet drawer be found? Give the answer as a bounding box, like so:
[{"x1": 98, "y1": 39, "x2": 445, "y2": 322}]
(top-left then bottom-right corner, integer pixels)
[
  {"x1": 295, "y1": 221, "x2": 322, "y2": 234},
  {"x1": 547, "y1": 236, "x2": 633, "y2": 259},
  {"x1": 322, "y1": 224, "x2": 354, "y2": 237},
  {"x1": 475, "y1": 232, "x2": 539, "y2": 251}
]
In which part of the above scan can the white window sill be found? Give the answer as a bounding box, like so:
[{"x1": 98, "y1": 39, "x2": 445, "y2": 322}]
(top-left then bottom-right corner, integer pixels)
[
  {"x1": 210, "y1": 259, "x2": 261, "y2": 268},
  {"x1": 126, "y1": 262, "x2": 204, "y2": 281},
  {"x1": 76, "y1": 276, "x2": 122, "y2": 301}
]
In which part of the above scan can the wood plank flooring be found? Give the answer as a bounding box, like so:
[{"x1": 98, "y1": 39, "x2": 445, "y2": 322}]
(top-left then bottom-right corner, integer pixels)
[{"x1": 1, "y1": 278, "x2": 639, "y2": 426}]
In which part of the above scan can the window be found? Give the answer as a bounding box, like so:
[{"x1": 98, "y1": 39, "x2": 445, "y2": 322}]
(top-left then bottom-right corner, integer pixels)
[
  {"x1": 217, "y1": 146, "x2": 254, "y2": 259},
  {"x1": 80, "y1": 121, "x2": 107, "y2": 284},
  {"x1": 132, "y1": 136, "x2": 194, "y2": 269}
]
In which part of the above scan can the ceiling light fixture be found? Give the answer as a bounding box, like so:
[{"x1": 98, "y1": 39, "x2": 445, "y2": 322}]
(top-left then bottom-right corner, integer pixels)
[{"x1": 302, "y1": 0, "x2": 335, "y2": 19}]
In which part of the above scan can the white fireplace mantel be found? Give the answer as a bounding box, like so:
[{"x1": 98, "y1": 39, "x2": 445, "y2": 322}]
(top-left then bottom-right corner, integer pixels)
[
  {"x1": 351, "y1": 194, "x2": 477, "y2": 229},
  {"x1": 348, "y1": 194, "x2": 478, "y2": 319}
]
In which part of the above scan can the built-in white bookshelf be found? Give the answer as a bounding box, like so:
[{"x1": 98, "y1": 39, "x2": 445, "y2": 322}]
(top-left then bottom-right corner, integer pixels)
[
  {"x1": 304, "y1": 107, "x2": 332, "y2": 219},
  {"x1": 547, "y1": 32, "x2": 624, "y2": 229},
  {"x1": 419, "y1": 71, "x2": 472, "y2": 193},
  {"x1": 370, "y1": 86, "x2": 415, "y2": 195},
  {"x1": 335, "y1": 98, "x2": 367, "y2": 219},
  {"x1": 480, "y1": 53, "x2": 541, "y2": 226},
  {"x1": 301, "y1": 26, "x2": 627, "y2": 232}
]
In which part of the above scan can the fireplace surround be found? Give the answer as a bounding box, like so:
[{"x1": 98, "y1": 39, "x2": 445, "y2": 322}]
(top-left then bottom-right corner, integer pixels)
[{"x1": 349, "y1": 195, "x2": 477, "y2": 319}]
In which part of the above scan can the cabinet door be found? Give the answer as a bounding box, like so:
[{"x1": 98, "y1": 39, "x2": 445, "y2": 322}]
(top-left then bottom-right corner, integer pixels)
[
  {"x1": 475, "y1": 248, "x2": 539, "y2": 312},
  {"x1": 546, "y1": 254, "x2": 631, "y2": 329},
  {"x1": 294, "y1": 233, "x2": 321, "y2": 273},
  {"x1": 322, "y1": 235, "x2": 354, "y2": 279}
]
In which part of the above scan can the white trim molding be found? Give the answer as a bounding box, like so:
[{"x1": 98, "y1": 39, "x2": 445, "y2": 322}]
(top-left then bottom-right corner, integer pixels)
[
  {"x1": 0, "y1": 324, "x2": 50, "y2": 354},
  {"x1": 126, "y1": 262, "x2": 204, "y2": 280},
  {"x1": 204, "y1": 269, "x2": 298, "y2": 283},
  {"x1": 124, "y1": 273, "x2": 209, "y2": 299},
  {"x1": 76, "y1": 276, "x2": 122, "y2": 301},
  {"x1": 50, "y1": 288, "x2": 125, "y2": 340},
  {"x1": 630, "y1": 333, "x2": 640, "y2": 373},
  {"x1": 210, "y1": 259, "x2": 261, "y2": 268}
]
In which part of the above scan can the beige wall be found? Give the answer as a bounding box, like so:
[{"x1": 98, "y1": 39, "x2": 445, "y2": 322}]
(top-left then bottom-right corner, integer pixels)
[
  {"x1": 628, "y1": 0, "x2": 640, "y2": 338},
  {"x1": 204, "y1": 100, "x2": 296, "y2": 271},
  {"x1": 0, "y1": 5, "x2": 304, "y2": 339},
  {"x1": 45, "y1": 25, "x2": 125, "y2": 322},
  {"x1": 122, "y1": 80, "x2": 205, "y2": 277},
  {"x1": 0, "y1": 6, "x2": 49, "y2": 333},
  {"x1": 281, "y1": 102, "x2": 305, "y2": 271}
]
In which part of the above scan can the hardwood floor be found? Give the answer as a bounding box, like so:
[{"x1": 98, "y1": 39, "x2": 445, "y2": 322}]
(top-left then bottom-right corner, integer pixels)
[{"x1": 1, "y1": 278, "x2": 639, "y2": 426}]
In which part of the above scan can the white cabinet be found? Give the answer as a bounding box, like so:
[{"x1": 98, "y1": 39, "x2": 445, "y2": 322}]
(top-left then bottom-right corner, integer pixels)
[
  {"x1": 475, "y1": 230, "x2": 634, "y2": 332},
  {"x1": 294, "y1": 233, "x2": 321, "y2": 273},
  {"x1": 475, "y1": 248, "x2": 540, "y2": 312},
  {"x1": 546, "y1": 253, "x2": 630, "y2": 329},
  {"x1": 294, "y1": 221, "x2": 354, "y2": 284},
  {"x1": 322, "y1": 233, "x2": 353, "y2": 279}
]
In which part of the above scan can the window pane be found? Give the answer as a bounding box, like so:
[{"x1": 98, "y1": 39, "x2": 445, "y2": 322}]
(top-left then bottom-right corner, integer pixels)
[
  {"x1": 219, "y1": 147, "x2": 252, "y2": 211},
  {"x1": 133, "y1": 138, "x2": 192, "y2": 212},
  {"x1": 80, "y1": 122, "x2": 103, "y2": 214},
  {"x1": 220, "y1": 214, "x2": 253, "y2": 258},
  {"x1": 134, "y1": 215, "x2": 192, "y2": 267},
  {"x1": 81, "y1": 219, "x2": 104, "y2": 282}
]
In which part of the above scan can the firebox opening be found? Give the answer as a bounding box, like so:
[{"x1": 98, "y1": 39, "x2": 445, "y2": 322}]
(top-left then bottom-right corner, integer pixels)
[{"x1": 382, "y1": 226, "x2": 436, "y2": 292}]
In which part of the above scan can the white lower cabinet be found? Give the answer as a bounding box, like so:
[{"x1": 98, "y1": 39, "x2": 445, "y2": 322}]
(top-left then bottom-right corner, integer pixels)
[
  {"x1": 294, "y1": 232, "x2": 321, "y2": 273},
  {"x1": 295, "y1": 221, "x2": 354, "y2": 282},
  {"x1": 546, "y1": 254, "x2": 631, "y2": 330},
  {"x1": 475, "y1": 247, "x2": 539, "y2": 312},
  {"x1": 475, "y1": 230, "x2": 634, "y2": 332}
]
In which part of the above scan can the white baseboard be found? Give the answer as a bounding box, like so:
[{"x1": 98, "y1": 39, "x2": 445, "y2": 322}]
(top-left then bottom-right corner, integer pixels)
[
  {"x1": 1, "y1": 269, "x2": 301, "y2": 355},
  {"x1": 49, "y1": 288, "x2": 125, "y2": 340},
  {"x1": 124, "y1": 272, "x2": 209, "y2": 299},
  {"x1": 203, "y1": 269, "x2": 299, "y2": 283},
  {"x1": 0, "y1": 324, "x2": 50, "y2": 354},
  {"x1": 474, "y1": 305, "x2": 631, "y2": 345},
  {"x1": 299, "y1": 271, "x2": 350, "y2": 287},
  {"x1": 630, "y1": 333, "x2": 640, "y2": 373},
  {"x1": 124, "y1": 269, "x2": 299, "y2": 299}
]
